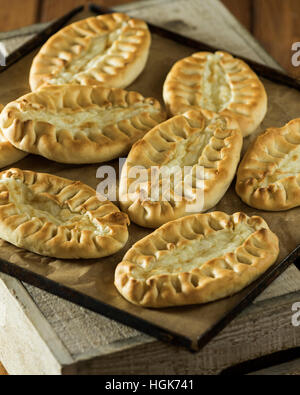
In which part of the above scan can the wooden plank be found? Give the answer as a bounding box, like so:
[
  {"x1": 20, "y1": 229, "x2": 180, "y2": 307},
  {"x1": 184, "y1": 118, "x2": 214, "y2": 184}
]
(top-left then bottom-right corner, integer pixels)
[
  {"x1": 0, "y1": 269, "x2": 298, "y2": 375},
  {"x1": 0, "y1": 274, "x2": 73, "y2": 375},
  {"x1": 22, "y1": 282, "x2": 145, "y2": 361},
  {"x1": 249, "y1": 358, "x2": 300, "y2": 375},
  {"x1": 221, "y1": 0, "x2": 300, "y2": 77},
  {"x1": 0, "y1": 0, "x2": 39, "y2": 31},
  {"x1": 39, "y1": 0, "x2": 139, "y2": 22},
  {"x1": 221, "y1": 0, "x2": 253, "y2": 31},
  {"x1": 1, "y1": 271, "x2": 299, "y2": 375},
  {"x1": 61, "y1": 292, "x2": 300, "y2": 375},
  {"x1": 255, "y1": 265, "x2": 300, "y2": 302},
  {"x1": 253, "y1": 0, "x2": 300, "y2": 78}
]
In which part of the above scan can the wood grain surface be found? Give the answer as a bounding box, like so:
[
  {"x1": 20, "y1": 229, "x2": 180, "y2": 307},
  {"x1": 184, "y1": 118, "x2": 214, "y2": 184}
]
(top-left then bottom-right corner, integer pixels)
[
  {"x1": 252, "y1": 0, "x2": 300, "y2": 78},
  {"x1": 222, "y1": 0, "x2": 253, "y2": 31},
  {"x1": 39, "y1": 0, "x2": 138, "y2": 21},
  {"x1": 225, "y1": 0, "x2": 300, "y2": 78},
  {"x1": 0, "y1": 0, "x2": 39, "y2": 31},
  {"x1": 0, "y1": 0, "x2": 299, "y2": 76}
]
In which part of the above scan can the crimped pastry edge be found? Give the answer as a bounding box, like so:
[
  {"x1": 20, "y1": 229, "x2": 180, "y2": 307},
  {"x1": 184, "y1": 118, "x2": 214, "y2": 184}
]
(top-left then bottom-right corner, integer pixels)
[
  {"x1": 0, "y1": 105, "x2": 27, "y2": 168},
  {"x1": 0, "y1": 85, "x2": 166, "y2": 164},
  {"x1": 163, "y1": 51, "x2": 267, "y2": 137},
  {"x1": 236, "y1": 118, "x2": 300, "y2": 211},
  {"x1": 115, "y1": 211, "x2": 279, "y2": 308},
  {"x1": 119, "y1": 109, "x2": 243, "y2": 228},
  {"x1": 0, "y1": 168, "x2": 130, "y2": 259},
  {"x1": 30, "y1": 13, "x2": 151, "y2": 91}
]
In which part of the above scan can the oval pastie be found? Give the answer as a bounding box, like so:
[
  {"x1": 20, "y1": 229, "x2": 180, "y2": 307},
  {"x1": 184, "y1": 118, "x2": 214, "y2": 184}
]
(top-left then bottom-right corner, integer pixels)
[
  {"x1": 163, "y1": 51, "x2": 267, "y2": 137},
  {"x1": 115, "y1": 212, "x2": 279, "y2": 308},
  {"x1": 0, "y1": 85, "x2": 166, "y2": 164},
  {"x1": 119, "y1": 110, "x2": 243, "y2": 228},
  {"x1": 0, "y1": 169, "x2": 130, "y2": 259},
  {"x1": 236, "y1": 118, "x2": 300, "y2": 210},
  {"x1": 30, "y1": 13, "x2": 151, "y2": 91},
  {"x1": 0, "y1": 105, "x2": 27, "y2": 168}
]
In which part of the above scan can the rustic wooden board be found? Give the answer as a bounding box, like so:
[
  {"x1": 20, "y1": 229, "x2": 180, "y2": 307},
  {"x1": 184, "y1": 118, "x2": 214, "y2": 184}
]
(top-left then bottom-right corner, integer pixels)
[
  {"x1": 0, "y1": 0, "x2": 39, "y2": 32},
  {"x1": 250, "y1": 358, "x2": 300, "y2": 375},
  {"x1": 61, "y1": 291, "x2": 300, "y2": 374},
  {"x1": 1, "y1": 270, "x2": 300, "y2": 375}
]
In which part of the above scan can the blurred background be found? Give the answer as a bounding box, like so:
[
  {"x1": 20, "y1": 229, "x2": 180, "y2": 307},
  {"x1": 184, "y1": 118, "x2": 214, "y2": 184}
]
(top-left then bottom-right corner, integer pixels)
[{"x1": 0, "y1": 0, "x2": 299, "y2": 75}]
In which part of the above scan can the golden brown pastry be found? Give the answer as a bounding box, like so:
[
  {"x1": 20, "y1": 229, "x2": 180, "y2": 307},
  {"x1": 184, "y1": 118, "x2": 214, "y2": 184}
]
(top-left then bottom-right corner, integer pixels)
[
  {"x1": 119, "y1": 110, "x2": 243, "y2": 228},
  {"x1": 236, "y1": 118, "x2": 300, "y2": 211},
  {"x1": 115, "y1": 212, "x2": 279, "y2": 308},
  {"x1": 163, "y1": 51, "x2": 267, "y2": 137},
  {"x1": 30, "y1": 13, "x2": 151, "y2": 91},
  {"x1": 0, "y1": 85, "x2": 166, "y2": 164},
  {"x1": 0, "y1": 105, "x2": 27, "y2": 168},
  {"x1": 0, "y1": 168, "x2": 130, "y2": 259}
]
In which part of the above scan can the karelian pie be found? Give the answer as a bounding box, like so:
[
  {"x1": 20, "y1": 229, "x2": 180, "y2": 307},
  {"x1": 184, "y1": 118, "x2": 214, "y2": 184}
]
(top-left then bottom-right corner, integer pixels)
[
  {"x1": 0, "y1": 105, "x2": 27, "y2": 168},
  {"x1": 115, "y1": 211, "x2": 279, "y2": 308},
  {"x1": 0, "y1": 168, "x2": 130, "y2": 259},
  {"x1": 0, "y1": 85, "x2": 166, "y2": 164},
  {"x1": 163, "y1": 51, "x2": 267, "y2": 137},
  {"x1": 30, "y1": 13, "x2": 151, "y2": 91},
  {"x1": 236, "y1": 118, "x2": 300, "y2": 211},
  {"x1": 119, "y1": 110, "x2": 243, "y2": 228}
]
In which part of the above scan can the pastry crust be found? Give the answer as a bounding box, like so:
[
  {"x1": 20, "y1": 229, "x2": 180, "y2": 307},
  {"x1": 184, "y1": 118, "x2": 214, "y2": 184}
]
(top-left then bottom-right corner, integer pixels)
[
  {"x1": 236, "y1": 118, "x2": 300, "y2": 211},
  {"x1": 115, "y1": 212, "x2": 279, "y2": 308},
  {"x1": 29, "y1": 13, "x2": 151, "y2": 91},
  {"x1": 0, "y1": 168, "x2": 130, "y2": 259},
  {"x1": 119, "y1": 110, "x2": 243, "y2": 228},
  {"x1": 0, "y1": 85, "x2": 166, "y2": 164},
  {"x1": 0, "y1": 105, "x2": 27, "y2": 168},
  {"x1": 163, "y1": 51, "x2": 267, "y2": 137}
]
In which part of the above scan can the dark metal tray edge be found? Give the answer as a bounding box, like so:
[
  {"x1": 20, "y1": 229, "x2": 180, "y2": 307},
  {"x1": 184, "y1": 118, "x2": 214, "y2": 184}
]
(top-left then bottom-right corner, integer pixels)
[
  {"x1": 0, "y1": 5, "x2": 84, "y2": 73},
  {"x1": 0, "y1": 244, "x2": 298, "y2": 352},
  {"x1": 90, "y1": 3, "x2": 300, "y2": 91}
]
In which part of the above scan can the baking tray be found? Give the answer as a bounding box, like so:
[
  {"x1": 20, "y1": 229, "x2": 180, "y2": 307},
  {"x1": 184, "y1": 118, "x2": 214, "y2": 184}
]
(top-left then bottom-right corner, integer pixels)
[
  {"x1": 0, "y1": 6, "x2": 84, "y2": 72},
  {"x1": 0, "y1": 5, "x2": 299, "y2": 352}
]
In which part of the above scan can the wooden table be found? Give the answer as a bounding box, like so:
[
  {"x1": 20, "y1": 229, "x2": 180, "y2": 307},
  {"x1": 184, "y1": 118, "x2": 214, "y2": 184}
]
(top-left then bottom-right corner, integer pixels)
[
  {"x1": 0, "y1": 0, "x2": 300, "y2": 375},
  {"x1": 1, "y1": 0, "x2": 300, "y2": 78}
]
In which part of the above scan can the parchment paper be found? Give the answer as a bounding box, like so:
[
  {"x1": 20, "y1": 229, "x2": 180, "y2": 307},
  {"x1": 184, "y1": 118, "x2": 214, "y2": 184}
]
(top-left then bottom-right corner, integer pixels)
[{"x1": 0, "y1": 10, "x2": 299, "y2": 350}]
